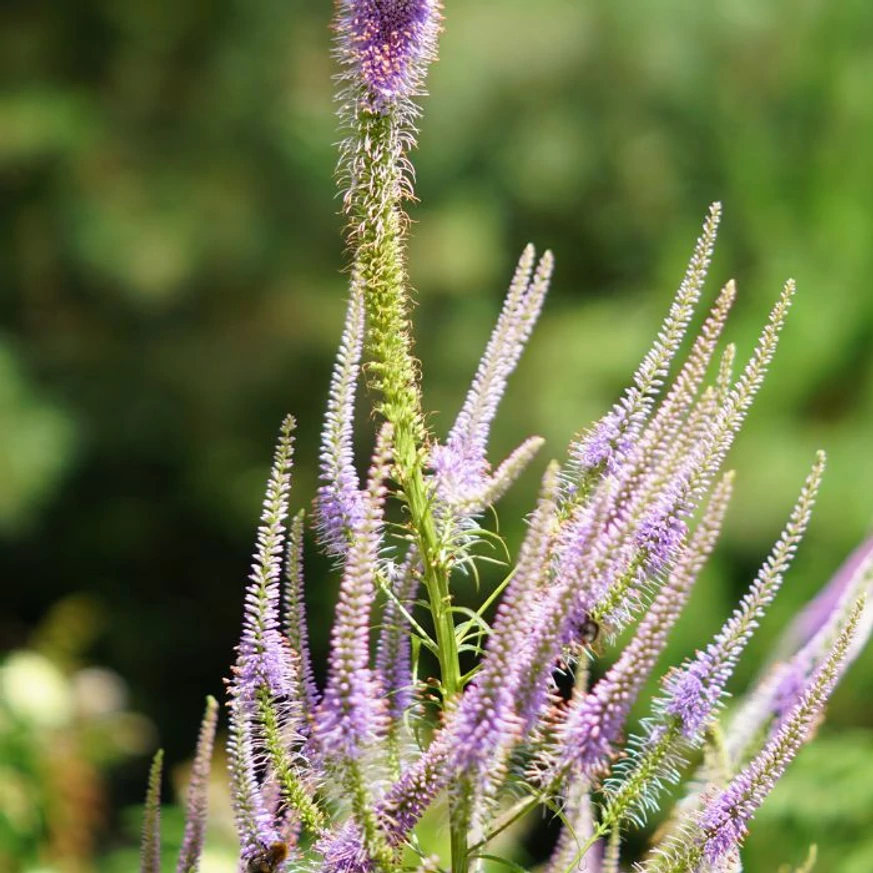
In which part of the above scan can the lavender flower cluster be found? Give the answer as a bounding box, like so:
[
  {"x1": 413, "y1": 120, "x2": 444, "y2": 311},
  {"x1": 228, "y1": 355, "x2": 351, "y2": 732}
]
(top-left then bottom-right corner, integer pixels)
[{"x1": 140, "y1": 4, "x2": 873, "y2": 873}]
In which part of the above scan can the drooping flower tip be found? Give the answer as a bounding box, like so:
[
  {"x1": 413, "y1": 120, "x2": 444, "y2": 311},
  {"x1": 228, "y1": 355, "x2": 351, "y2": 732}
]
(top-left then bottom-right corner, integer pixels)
[{"x1": 337, "y1": 0, "x2": 442, "y2": 111}]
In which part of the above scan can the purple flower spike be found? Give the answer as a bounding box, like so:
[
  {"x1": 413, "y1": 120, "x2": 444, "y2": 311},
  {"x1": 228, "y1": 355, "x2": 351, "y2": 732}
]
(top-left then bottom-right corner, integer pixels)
[
  {"x1": 227, "y1": 417, "x2": 299, "y2": 857},
  {"x1": 694, "y1": 599, "x2": 864, "y2": 869},
  {"x1": 234, "y1": 416, "x2": 299, "y2": 710},
  {"x1": 432, "y1": 247, "x2": 553, "y2": 512},
  {"x1": 316, "y1": 282, "x2": 366, "y2": 559},
  {"x1": 725, "y1": 533, "x2": 873, "y2": 763},
  {"x1": 779, "y1": 533, "x2": 873, "y2": 656},
  {"x1": 337, "y1": 0, "x2": 442, "y2": 112},
  {"x1": 285, "y1": 511, "x2": 321, "y2": 719},
  {"x1": 542, "y1": 474, "x2": 733, "y2": 786},
  {"x1": 317, "y1": 424, "x2": 393, "y2": 767},
  {"x1": 177, "y1": 697, "x2": 219, "y2": 873},
  {"x1": 660, "y1": 452, "x2": 825, "y2": 739}
]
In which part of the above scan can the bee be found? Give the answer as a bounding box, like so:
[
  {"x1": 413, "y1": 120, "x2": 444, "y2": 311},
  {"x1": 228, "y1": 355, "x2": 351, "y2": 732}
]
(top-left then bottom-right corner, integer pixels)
[
  {"x1": 579, "y1": 616, "x2": 600, "y2": 647},
  {"x1": 246, "y1": 842, "x2": 289, "y2": 873},
  {"x1": 579, "y1": 617, "x2": 601, "y2": 648}
]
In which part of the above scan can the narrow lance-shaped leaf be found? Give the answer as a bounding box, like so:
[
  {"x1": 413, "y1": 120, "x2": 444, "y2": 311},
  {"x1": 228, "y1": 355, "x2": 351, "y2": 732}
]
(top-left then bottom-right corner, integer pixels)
[
  {"x1": 376, "y1": 550, "x2": 421, "y2": 776},
  {"x1": 544, "y1": 780, "x2": 603, "y2": 873},
  {"x1": 367, "y1": 464, "x2": 563, "y2": 844}
]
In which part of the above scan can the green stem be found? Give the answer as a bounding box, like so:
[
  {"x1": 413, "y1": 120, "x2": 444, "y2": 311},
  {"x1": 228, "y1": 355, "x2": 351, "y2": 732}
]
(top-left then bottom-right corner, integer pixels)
[{"x1": 349, "y1": 107, "x2": 467, "y2": 872}]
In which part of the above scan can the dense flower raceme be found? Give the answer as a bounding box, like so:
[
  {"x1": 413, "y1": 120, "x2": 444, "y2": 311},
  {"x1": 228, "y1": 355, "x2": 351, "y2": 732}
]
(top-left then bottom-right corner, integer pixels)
[
  {"x1": 139, "y1": 210, "x2": 873, "y2": 873},
  {"x1": 137, "y1": 5, "x2": 873, "y2": 873}
]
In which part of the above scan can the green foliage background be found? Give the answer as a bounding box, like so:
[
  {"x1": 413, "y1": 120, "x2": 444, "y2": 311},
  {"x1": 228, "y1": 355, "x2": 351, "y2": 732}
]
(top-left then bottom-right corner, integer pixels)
[{"x1": 2, "y1": 0, "x2": 872, "y2": 870}]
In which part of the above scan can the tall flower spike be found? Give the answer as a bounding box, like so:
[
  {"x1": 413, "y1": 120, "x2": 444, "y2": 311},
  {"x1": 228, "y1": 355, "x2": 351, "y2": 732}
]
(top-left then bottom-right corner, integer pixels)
[
  {"x1": 235, "y1": 416, "x2": 297, "y2": 708},
  {"x1": 724, "y1": 533, "x2": 873, "y2": 765},
  {"x1": 226, "y1": 697, "x2": 280, "y2": 858},
  {"x1": 140, "y1": 750, "x2": 163, "y2": 873},
  {"x1": 318, "y1": 423, "x2": 392, "y2": 768},
  {"x1": 316, "y1": 281, "x2": 366, "y2": 559},
  {"x1": 316, "y1": 426, "x2": 397, "y2": 873},
  {"x1": 596, "y1": 454, "x2": 824, "y2": 836},
  {"x1": 630, "y1": 281, "x2": 737, "y2": 480},
  {"x1": 588, "y1": 280, "x2": 798, "y2": 636},
  {"x1": 285, "y1": 509, "x2": 320, "y2": 718},
  {"x1": 177, "y1": 697, "x2": 219, "y2": 873},
  {"x1": 682, "y1": 279, "x2": 796, "y2": 506},
  {"x1": 570, "y1": 203, "x2": 721, "y2": 480},
  {"x1": 431, "y1": 248, "x2": 553, "y2": 509},
  {"x1": 228, "y1": 416, "x2": 312, "y2": 858},
  {"x1": 661, "y1": 451, "x2": 825, "y2": 739},
  {"x1": 645, "y1": 598, "x2": 865, "y2": 873}
]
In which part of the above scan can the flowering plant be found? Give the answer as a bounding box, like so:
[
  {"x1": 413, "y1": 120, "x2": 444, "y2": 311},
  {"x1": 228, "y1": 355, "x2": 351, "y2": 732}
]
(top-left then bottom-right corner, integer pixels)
[{"x1": 139, "y1": 3, "x2": 873, "y2": 873}]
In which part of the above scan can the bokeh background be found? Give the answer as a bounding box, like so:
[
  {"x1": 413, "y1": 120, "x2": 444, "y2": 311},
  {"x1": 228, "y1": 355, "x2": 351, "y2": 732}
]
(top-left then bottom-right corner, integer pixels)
[{"x1": 2, "y1": 0, "x2": 873, "y2": 870}]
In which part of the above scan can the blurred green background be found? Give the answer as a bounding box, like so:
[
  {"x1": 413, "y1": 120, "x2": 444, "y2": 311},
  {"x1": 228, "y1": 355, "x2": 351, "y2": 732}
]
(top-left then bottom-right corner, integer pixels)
[{"x1": 2, "y1": 0, "x2": 873, "y2": 870}]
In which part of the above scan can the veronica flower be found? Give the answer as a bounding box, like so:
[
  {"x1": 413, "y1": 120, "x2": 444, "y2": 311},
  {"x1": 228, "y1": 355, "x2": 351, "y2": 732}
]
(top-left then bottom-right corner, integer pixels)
[
  {"x1": 568, "y1": 202, "x2": 722, "y2": 487},
  {"x1": 662, "y1": 453, "x2": 824, "y2": 740},
  {"x1": 285, "y1": 510, "x2": 320, "y2": 719},
  {"x1": 317, "y1": 424, "x2": 393, "y2": 769},
  {"x1": 139, "y1": 700, "x2": 222, "y2": 873},
  {"x1": 645, "y1": 598, "x2": 865, "y2": 873},
  {"x1": 177, "y1": 697, "x2": 219, "y2": 873},
  {"x1": 139, "y1": 4, "x2": 872, "y2": 872}
]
